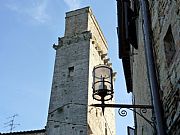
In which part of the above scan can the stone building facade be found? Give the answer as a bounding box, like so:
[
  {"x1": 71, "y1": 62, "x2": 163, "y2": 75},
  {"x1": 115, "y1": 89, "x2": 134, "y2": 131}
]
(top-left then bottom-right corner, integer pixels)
[
  {"x1": 46, "y1": 7, "x2": 116, "y2": 135},
  {"x1": 118, "y1": 0, "x2": 179, "y2": 135}
]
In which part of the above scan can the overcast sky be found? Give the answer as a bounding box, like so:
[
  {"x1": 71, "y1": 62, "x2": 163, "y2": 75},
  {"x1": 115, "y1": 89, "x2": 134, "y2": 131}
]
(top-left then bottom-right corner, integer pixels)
[{"x1": 0, "y1": 0, "x2": 133, "y2": 134}]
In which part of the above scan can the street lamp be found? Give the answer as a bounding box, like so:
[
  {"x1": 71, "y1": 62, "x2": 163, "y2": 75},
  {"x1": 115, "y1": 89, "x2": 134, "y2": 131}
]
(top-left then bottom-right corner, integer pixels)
[
  {"x1": 92, "y1": 65, "x2": 114, "y2": 101},
  {"x1": 92, "y1": 65, "x2": 114, "y2": 114},
  {"x1": 91, "y1": 64, "x2": 155, "y2": 130}
]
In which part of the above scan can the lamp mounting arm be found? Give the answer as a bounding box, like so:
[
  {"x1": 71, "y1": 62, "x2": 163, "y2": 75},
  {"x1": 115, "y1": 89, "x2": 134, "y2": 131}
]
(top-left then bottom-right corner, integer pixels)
[
  {"x1": 91, "y1": 103, "x2": 153, "y2": 109},
  {"x1": 91, "y1": 103, "x2": 156, "y2": 131}
]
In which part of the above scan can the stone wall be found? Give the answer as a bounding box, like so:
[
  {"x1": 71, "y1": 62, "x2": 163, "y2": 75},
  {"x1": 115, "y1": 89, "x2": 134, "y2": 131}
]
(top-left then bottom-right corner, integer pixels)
[
  {"x1": 131, "y1": 0, "x2": 180, "y2": 135},
  {"x1": 149, "y1": 0, "x2": 180, "y2": 135}
]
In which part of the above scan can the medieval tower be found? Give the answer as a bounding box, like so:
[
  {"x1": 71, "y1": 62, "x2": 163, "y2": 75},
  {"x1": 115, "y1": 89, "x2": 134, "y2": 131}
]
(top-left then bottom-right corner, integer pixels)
[{"x1": 46, "y1": 7, "x2": 116, "y2": 135}]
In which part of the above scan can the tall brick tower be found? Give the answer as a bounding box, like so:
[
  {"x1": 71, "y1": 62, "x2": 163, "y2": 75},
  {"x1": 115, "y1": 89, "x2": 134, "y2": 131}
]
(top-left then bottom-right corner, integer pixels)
[{"x1": 46, "y1": 7, "x2": 115, "y2": 135}]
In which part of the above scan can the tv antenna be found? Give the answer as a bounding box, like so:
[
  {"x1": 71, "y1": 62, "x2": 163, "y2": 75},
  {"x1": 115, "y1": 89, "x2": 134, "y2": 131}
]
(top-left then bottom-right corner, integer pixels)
[{"x1": 4, "y1": 114, "x2": 20, "y2": 132}]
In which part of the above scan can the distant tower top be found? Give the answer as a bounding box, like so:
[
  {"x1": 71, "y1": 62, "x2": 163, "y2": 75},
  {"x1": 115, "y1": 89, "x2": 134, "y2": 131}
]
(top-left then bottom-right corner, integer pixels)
[
  {"x1": 65, "y1": 7, "x2": 108, "y2": 52},
  {"x1": 65, "y1": 7, "x2": 90, "y2": 36}
]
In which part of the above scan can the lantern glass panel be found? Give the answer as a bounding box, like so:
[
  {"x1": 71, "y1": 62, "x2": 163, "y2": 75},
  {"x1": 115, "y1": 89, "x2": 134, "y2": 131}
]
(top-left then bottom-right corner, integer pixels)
[{"x1": 93, "y1": 65, "x2": 113, "y2": 101}]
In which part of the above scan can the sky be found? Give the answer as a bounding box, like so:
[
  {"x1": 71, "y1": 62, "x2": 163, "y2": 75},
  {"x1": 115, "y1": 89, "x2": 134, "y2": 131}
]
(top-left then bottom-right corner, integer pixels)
[{"x1": 0, "y1": 0, "x2": 134, "y2": 134}]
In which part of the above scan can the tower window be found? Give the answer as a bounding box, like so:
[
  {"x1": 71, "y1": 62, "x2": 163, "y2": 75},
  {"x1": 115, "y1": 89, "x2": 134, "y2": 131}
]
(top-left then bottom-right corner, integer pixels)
[
  {"x1": 163, "y1": 25, "x2": 176, "y2": 67},
  {"x1": 79, "y1": 130, "x2": 83, "y2": 135},
  {"x1": 68, "y1": 66, "x2": 74, "y2": 77}
]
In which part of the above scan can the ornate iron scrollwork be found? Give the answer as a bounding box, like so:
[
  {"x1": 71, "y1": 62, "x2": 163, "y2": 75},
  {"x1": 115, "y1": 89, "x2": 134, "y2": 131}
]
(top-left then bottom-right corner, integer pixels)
[
  {"x1": 118, "y1": 107, "x2": 156, "y2": 130},
  {"x1": 118, "y1": 108, "x2": 128, "y2": 117}
]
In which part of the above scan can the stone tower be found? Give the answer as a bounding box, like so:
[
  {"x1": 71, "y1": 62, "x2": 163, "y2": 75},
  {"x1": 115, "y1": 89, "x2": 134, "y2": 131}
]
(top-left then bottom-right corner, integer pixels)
[{"x1": 46, "y1": 7, "x2": 116, "y2": 135}]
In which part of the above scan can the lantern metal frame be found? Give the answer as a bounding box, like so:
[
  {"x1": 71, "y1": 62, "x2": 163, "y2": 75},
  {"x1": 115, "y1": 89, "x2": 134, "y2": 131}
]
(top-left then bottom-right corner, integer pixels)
[
  {"x1": 91, "y1": 65, "x2": 156, "y2": 131},
  {"x1": 92, "y1": 65, "x2": 114, "y2": 114},
  {"x1": 92, "y1": 65, "x2": 114, "y2": 102}
]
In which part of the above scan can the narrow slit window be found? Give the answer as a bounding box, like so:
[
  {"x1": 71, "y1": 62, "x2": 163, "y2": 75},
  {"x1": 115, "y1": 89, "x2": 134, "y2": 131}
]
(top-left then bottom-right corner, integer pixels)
[
  {"x1": 68, "y1": 66, "x2": 74, "y2": 77},
  {"x1": 79, "y1": 130, "x2": 83, "y2": 135}
]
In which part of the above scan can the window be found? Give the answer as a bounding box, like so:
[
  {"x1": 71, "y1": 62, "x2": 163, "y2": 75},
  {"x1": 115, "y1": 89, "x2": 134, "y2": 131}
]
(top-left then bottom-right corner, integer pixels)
[
  {"x1": 68, "y1": 66, "x2": 74, "y2": 77},
  {"x1": 79, "y1": 130, "x2": 83, "y2": 135},
  {"x1": 163, "y1": 25, "x2": 176, "y2": 67}
]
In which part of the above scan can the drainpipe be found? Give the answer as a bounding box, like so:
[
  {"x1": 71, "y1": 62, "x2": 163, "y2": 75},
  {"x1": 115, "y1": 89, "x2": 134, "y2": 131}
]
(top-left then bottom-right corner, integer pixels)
[{"x1": 140, "y1": 0, "x2": 166, "y2": 135}]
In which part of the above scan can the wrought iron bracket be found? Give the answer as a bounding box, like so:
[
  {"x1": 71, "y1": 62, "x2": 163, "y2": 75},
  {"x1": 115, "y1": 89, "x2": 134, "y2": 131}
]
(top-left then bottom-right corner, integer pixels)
[{"x1": 91, "y1": 104, "x2": 156, "y2": 130}]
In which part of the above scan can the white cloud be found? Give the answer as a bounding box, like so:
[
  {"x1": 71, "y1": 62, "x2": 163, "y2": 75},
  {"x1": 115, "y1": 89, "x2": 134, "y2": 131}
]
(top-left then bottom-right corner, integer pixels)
[
  {"x1": 5, "y1": 0, "x2": 50, "y2": 24},
  {"x1": 6, "y1": 3, "x2": 20, "y2": 13},
  {"x1": 29, "y1": 0, "x2": 50, "y2": 23},
  {"x1": 63, "y1": 0, "x2": 81, "y2": 10}
]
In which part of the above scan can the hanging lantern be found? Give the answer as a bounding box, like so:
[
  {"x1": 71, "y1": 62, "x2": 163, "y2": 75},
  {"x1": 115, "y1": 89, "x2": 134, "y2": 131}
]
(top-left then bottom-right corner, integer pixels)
[{"x1": 92, "y1": 65, "x2": 114, "y2": 102}]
